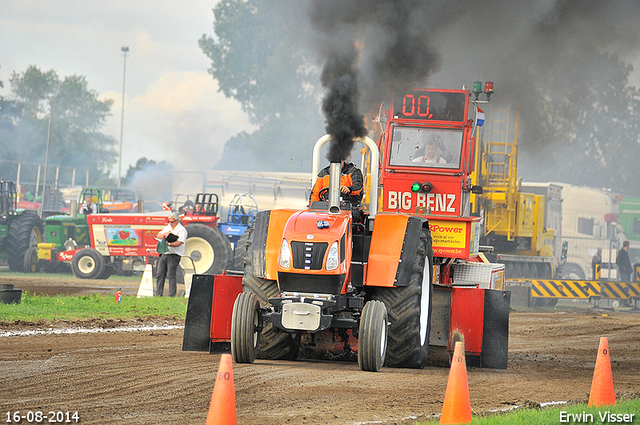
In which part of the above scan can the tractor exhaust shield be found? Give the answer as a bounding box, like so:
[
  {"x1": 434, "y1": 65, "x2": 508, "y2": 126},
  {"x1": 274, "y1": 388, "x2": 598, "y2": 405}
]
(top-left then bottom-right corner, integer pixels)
[{"x1": 329, "y1": 162, "x2": 341, "y2": 213}]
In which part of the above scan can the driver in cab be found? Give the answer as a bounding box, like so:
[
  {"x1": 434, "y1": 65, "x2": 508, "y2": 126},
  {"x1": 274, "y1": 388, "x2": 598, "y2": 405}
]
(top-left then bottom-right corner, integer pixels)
[
  {"x1": 412, "y1": 136, "x2": 448, "y2": 164},
  {"x1": 310, "y1": 158, "x2": 363, "y2": 207}
]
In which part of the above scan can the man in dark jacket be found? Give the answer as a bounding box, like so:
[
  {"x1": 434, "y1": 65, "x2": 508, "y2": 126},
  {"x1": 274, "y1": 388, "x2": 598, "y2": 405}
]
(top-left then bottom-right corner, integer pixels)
[
  {"x1": 616, "y1": 240, "x2": 633, "y2": 282},
  {"x1": 310, "y1": 159, "x2": 363, "y2": 207}
]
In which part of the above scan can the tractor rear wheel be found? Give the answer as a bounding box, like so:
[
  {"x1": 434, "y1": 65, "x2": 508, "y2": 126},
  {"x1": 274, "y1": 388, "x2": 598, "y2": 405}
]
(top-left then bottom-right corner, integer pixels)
[
  {"x1": 373, "y1": 229, "x2": 433, "y2": 368},
  {"x1": 243, "y1": 226, "x2": 300, "y2": 360},
  {"x1": 231, "y1": 228, "x2": 251, "y2": 271},
  {"x1": 97, "y1": 265, "x2": 114, "y2": 279},
  {"x1": 184, "y1": 224, "x2": 231, "y2": 275},
  {"x1": 231, "y1": 292, "x2": 261, "y2": 363},
  {"x1": 71, "y1": 248, "x2": 105, "y2": 279},
  {"x1": 6, "y1": 211, "x2": 43, "y2": 272},
  {"x1": 358, "y1": 300, "x2": 388, "y2": 372}
]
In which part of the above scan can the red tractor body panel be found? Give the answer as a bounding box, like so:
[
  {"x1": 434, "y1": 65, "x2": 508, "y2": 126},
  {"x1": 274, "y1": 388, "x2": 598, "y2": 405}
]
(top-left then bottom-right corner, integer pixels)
[{"x1": 210, "y1": 274, "x2": 243, "y2": 343}]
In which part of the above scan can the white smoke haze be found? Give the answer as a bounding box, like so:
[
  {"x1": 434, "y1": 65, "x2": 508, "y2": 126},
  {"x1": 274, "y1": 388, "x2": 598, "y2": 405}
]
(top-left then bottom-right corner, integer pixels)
[
  {"x1": 102, "y1": 71, "x2": 255, "y2": 171},
  {"x1": 129, "y1": 162, "x2": 173, "y2": 202}
]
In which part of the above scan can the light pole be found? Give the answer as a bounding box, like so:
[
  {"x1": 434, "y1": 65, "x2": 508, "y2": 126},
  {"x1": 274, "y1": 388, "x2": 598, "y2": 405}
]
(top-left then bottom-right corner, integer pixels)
[{"x1": 117, "y1": 46, "x2": 129, "y2": 189}]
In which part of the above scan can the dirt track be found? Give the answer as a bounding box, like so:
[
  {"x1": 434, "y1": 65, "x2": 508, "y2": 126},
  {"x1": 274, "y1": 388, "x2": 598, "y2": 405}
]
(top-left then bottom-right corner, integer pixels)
[{"x1": 2, "y1": 274, "x2": 640, "y2": 424}]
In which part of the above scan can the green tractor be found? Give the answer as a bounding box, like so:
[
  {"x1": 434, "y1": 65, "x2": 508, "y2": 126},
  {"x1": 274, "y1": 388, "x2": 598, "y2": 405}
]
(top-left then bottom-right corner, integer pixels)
[
  {"x1": 37, "y1": 188, "x2": 105, "y2": 275},
  {"x1": 0, "y1": 179, "x2": 44, "y2": 272}
]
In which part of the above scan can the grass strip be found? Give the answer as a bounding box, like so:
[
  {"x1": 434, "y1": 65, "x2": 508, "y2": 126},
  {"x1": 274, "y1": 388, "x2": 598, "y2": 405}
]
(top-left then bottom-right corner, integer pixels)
[{"x1": 0, "y1": 292, "x2": 188, "y2": 323}]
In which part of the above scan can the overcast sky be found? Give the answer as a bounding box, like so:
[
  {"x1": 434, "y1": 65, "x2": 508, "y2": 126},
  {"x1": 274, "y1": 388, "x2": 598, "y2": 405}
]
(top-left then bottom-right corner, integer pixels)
[{"x1": 0, "y1": 0, "x2": 255, "y2": 176}]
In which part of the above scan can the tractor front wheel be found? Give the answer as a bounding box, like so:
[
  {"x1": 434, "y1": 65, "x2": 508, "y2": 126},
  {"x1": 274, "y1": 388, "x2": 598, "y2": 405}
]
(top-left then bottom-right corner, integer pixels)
[
  {"x1": 231, "y1": 292, "x2": 261, "y2": 363},
  {"x1": 358, "y1": 300, "x2": 388, "y2": 372},
  {"x1": 243, "y1": 226, "x2": 300, "y2": 360},
  {"x1": 71, "y1": 248, "x2": 105, "y2": 279},
  {"x1": 23, "y1": 247, "x2": 39, "y2": 273}
]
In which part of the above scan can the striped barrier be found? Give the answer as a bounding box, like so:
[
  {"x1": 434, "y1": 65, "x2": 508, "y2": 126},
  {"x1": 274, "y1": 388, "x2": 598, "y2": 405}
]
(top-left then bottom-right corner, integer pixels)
[{"x1": 530, "y1": 280, "x2": 640, "y2": 300}]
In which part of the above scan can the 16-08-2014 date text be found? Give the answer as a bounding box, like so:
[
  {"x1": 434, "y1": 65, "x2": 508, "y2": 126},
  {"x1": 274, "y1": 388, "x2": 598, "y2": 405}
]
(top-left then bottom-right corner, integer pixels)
[{"x1": 5, "y1": 411, "x2": 79, "y2": 423}]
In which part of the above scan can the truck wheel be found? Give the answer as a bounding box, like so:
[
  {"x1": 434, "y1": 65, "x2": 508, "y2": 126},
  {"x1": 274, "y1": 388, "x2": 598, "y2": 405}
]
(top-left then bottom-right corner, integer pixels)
[
  {"x1": 71, "y1": 248, "x2": 105, "y2": 279},
  {"x1": 184, "y1": 224, "x2": 231, "y2": 275},
  {"x1": 560, "y1": 263, "x2": 585, "y2": 280},
  {"x1": 23, "y1": 247, "x2": 39, "y2": 273},
  {"x1": 231, "y1": 292, "x2": 261, "y2": 363},
  {"x1": 373, "y1": 229, "x2": 432, "y2": 368},
  {"x1": 358, "y1": 300, "x2": 388, "y2": 372},
  {"x1": 6, "y1": 211, "x2": 43, "y2": 272},
  {"x1": 243, "y1": 226, "x2": 300, "y2": 360}
]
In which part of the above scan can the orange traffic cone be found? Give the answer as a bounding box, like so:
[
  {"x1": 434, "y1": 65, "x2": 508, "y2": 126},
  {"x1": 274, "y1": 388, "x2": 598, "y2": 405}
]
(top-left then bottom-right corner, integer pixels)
[
  {"x1": 588, "y1": 337, "x2": 616, "y2": 407},
  {"x1": 205, "y1": 354, "x2": 237, "y2": 425},
  {"x1": 440, "y1": 341, "x2": 472, "y2": 424}
]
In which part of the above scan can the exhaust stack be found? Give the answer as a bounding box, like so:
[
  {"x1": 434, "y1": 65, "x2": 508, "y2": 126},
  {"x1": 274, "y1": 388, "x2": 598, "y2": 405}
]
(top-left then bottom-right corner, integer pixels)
[{"x1": 328, "y1": 162, "x2": 341, "y2": 213}]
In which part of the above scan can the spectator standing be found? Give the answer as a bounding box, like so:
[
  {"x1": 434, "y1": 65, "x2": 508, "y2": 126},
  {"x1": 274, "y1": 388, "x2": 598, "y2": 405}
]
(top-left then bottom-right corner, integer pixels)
[
  {"x1": 616, "y1": 240, "x2": 633, "y2": 282},
  {"x1": 155, "y1": 212, "x2": 188, "y2": 297},
  {"x1": 591, "y1": 247, "x2": 602, "y2": 280}
]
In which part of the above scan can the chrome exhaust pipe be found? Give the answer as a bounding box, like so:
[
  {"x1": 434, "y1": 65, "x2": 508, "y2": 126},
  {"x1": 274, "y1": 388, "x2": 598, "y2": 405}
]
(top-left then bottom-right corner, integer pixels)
[{"x1": 328, "y1": 162, "x2": 341, "y2": 213}]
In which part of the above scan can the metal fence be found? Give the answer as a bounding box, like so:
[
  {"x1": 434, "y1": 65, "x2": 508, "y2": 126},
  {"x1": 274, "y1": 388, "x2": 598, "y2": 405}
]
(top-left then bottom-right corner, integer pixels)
[{"x1": 0, "y1": 160, "x2": 92, "y2": 201}]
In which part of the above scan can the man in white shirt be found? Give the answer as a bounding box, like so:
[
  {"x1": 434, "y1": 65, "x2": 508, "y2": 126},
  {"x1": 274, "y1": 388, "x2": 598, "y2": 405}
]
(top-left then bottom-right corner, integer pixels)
[
  {"x1": 80, "y1": 195, "x2": 98, "y2": 214},
  {"x1": 155, "y1": 212, "x2": 188, "y2": 297}
]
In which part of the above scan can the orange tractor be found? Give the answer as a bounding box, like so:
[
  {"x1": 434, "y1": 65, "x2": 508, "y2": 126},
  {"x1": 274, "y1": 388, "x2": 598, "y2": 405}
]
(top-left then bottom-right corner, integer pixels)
[{"x1": 220, "y1": 85, "x2": 510, "y2": 372}]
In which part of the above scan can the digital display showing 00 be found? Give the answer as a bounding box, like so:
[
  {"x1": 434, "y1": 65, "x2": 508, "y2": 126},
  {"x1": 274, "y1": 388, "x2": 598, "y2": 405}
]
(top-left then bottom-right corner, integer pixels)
[{"x1": 393, "y1": 89, "x2": 467, "y2": 123}]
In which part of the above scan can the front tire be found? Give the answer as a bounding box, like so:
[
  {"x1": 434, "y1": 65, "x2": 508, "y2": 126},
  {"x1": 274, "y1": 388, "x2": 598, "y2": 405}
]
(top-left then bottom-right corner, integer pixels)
[
  {"x1": 358, "y1": 300, "x2": 388, "y2": 372},
  {"x1": 23, "y1": 247, "x2": 39, "y2": 273},
  {"x1": 71, "y1": 248, "x2": 105, "y2": 279},
  {"x1": 231, "y1": 292, "x2": 261, "y2": 363},
  {"x1": 373, "y1": 228, "x2": 433, "y2": 368},
  {"x1": 243, "y1": 226, "x2": 300, "y2": 360}
]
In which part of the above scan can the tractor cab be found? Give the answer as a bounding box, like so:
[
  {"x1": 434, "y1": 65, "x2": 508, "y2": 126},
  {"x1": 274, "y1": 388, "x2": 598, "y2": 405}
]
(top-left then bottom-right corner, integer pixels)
[
  {"x1": 374, "y1": 88, "x2": 485, "y2": 265},
  {"x1": 0, "y1": 179, "x2": 18, "y2": 219},
  {"x1": 378, "y1": 88, "x2": 474, "y2": 218}
]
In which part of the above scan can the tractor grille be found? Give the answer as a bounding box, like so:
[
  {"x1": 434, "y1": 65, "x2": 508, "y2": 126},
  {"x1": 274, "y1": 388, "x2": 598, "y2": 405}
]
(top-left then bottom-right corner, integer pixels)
[
  {"x1": 278, "y1": 272, "x2": 346, "y2": 295},
  {"x1": 291, "y1": 241, "x2": 328, "y2": 270}
]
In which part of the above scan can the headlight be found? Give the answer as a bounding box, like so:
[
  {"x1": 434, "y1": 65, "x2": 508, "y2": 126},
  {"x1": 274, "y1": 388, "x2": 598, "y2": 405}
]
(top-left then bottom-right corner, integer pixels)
[
  {"x1": 326, "y1": 241, "x2": 339, "y2": 271},
  {"x1": 279, "y1": 239, "x2": 291, "y2": 269}
]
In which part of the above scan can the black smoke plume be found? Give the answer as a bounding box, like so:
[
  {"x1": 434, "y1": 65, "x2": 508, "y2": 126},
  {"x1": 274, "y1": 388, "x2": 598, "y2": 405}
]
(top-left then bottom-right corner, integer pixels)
[
  {"x1": 309, "y1": 0, "x2": 442, "y2": 162},
  {"x1": 321, "y1": 54, "x2": 367, "y2": 162}
]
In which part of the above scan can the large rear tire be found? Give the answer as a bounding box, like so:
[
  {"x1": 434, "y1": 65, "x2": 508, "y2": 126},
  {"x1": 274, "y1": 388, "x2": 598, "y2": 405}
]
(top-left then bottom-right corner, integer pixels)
[
  {"x1": 231, "y1": 228, "x2": 251, "y2": 271},
  {"x1": 243, "y1": 226, "x2": 300, "y2": 360},
  {"x1": 358, "y1": 300, "x2": 388, "y2": 372},
  {"x1": 373, "y1": 229, "x2": 433, "y2": 368},
  {"x1": 6, "y1": 211, "x2": 43, "y2": 272},
  {"x1": 71, "y1": 248, "x2": 105, "y2": 279},
  {"x1": 183, "y1": 224, "x2": 231, "y2": 275},
  {"x1": 97, "y1": 265, "x2": 114, "y2": 279},
  {"x1": 231, "y1": 292, "x2": 261, "y2": 364}
]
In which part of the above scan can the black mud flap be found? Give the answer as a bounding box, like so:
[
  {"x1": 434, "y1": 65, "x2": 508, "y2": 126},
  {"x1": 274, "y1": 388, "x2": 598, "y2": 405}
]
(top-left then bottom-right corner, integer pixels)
[
  {"x1": 481, "y1": 289, "x2": 511, "y2": 369},
  {"x1": 395, "y1": 216, "x2": 429, "y2": 287},
  {"x1": 251, "y1": 210, "x2": 271, "y2": 279},
  {"x1": 182, "y1": 274, "x2": 214, "y2": 351}
]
